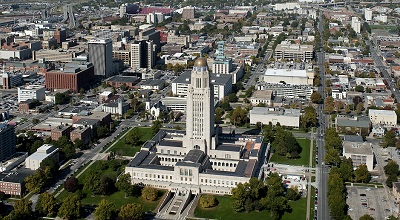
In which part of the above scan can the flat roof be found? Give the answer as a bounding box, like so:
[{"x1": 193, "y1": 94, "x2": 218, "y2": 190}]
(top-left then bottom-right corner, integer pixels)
[
  {"x1": 173, "y1": 71, "x2": 231, "y2": 85},
  {"x1": 183, "y1": 149, "x2": 204, "y2": 163},
  {"x1": 369, "y1": 109, "x2": 396, "y2": 116},
  {"x1": 0, "y1": 168, "x2": 34, "y2": 183},
  {"x1": 107, "y1": 75, "x2": 139, "y2": 83},
  {"x1": 250, "y1": 107, "x2": 301, "y2": 117},
  {"x1": 264, "y1": 69, "x2": 307, "y2": 77},
  {"x1": 343, "y1": 141, "x2": 373, "y2": 156}
]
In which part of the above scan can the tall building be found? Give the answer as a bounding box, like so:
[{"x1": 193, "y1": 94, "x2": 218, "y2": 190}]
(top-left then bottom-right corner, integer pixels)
[
  {"x1": 351, "y1": 17, "x2": 361, "y2": 34},
  {"x1": 88, "y1": 39, "x2": 114, "y2": 78},
  {"x1": 0, "y1": 123, "x2": 16, "y2": 161},
  {"x1": 184, "y1": 58, "x2": 215, "y2": 154},
  {"x1": 212, "y1": 41, "x2": 233, "y2": 74},
  {"x1": 130, "y1": 40, "x2": 155, "y2": 69},
  {"x1": 54, "y1": 29, "x2": 67, "y2": 44},
  {"x1": 365, "y1": 8, "x2": 372, "y2": 21}
]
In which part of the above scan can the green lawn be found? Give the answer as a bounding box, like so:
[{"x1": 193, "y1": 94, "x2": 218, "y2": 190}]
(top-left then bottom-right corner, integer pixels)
[
  {"x1": 108, "y1": 127, "x2": 153, "y2": 156},
  {"x1": 194, "y1": 196, "x2": 306, "y2": 220},
  {"x1": 269, "y1": 138, "x2": 312, "y2": 166}
]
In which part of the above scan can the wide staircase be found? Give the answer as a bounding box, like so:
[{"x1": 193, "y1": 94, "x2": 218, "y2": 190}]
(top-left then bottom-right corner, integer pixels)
[{"x1": 156, "y1": 188, "x2": 196, "y2": 220}]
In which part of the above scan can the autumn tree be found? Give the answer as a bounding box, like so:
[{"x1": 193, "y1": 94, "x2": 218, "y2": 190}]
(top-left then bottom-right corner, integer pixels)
[
  {"x1": 311, "y1": 91, "x2": 322, "y2": 104},
  {"x1": 199, "y1": 194, "x2": 218, "y2": 208},
  {"x1": 230, "y1": 107, "x2": 248, "y2": 126},
  {"x1": 324, "y1": 96, "x2": 335, "y2": 114},
  {"x1": 64, "y1": 177, "x2": 79, "y2": 192},
  {"x1": 142, "y1": 186, "x2": 158, "y2": 201}
]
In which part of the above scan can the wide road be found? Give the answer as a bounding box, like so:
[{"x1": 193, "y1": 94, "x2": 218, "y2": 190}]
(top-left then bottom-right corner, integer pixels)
[{"x1": 316, "y1": 12, "x2": 330, "y2": 220}]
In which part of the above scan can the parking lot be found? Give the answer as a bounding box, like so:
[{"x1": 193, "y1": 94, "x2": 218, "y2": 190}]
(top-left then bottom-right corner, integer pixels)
[{"x1": 347, "y1": 186, "x2": 393, "y2": 220}]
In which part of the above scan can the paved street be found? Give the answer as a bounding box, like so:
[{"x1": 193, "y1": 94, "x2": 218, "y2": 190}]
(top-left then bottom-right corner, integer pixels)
[{"x1": 316, "y1": 12, "x2": 330, "y2": 220}]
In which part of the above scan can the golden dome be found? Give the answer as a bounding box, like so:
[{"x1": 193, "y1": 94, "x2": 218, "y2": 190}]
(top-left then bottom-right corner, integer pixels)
[{"x1": 194, "y1": 58, "x2": 207, "y2": 67}]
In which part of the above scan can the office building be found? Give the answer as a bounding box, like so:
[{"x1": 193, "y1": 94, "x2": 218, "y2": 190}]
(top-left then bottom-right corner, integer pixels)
[
  {"x1": 369, "y1": 109, "x2": 397, "y2": 127},
  {"x1": 131, "y1": 40, "x2": 156, "y2": 69},
  {"x1": 45, "y1": 62, "x2": 94, "y2": 93},
  {"x1": 0, "y1": 123, "x2": 16, "y2": 161},
  {"x1": 351, "y1": 17, "x2": 361, "y2": 34},
  {"x1": 365, "y1": 8, "x2": 372, "y2": 21},
  {"x1": 1, "y1": 72, "x2": 23, "y2": 89},
  {"x1": 88, "y1": 39, "x2": 114, "y2": 78},
  {"x1": 343, "y1": 141, "x2": 374, "y2": 171},
  {"x1": 124, "y1": 58, "x2": 265, "y2": 212},
  {"x1": 25, "y1": 144, "x2": 59, "y2": 171},
  {"x1": 250, "y1": 107, "x2": 301, "y2": 127},
  {"x1": 262, "y1": 68, "x2": 314, "y2": 85},
  {"x1": 274, "y1": 42, "x2": 313, "y2": 61},
  {"x1": 17, "y1": 85, "x2": 46, "y2": 103}
]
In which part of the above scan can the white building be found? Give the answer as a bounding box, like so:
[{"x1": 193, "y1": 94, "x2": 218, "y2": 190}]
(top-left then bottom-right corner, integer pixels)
[
  {"x1": 368, "y1": 109, "x2": 397, "y2": 127},
  {"x1": 365, "y1": 8, "x2": 373, "y2": 21},
  {"x1": 124, "y1": 58, "x2": 265, "y2": 210},
  {"x1": 17, "y1": 85, "x2": 46, "y2": 103},
  {"x1": 25, "y1": 144, "x2": 59, "y2": 170},
  {"x1": 343, "y1": 141, "x2": 374, "y2": 171},
  {"x1": 274, "y1": 42, "x2": 313, "y2": 61},
  {"x1": 250, "y1": 90, "x2": 272, "y2": 106},
  {"x1": 101, "y1": 97, "x2": 130, "y2": 115},
  {"x1": 262, "y1": 69, "x2": 314, "y2": 85},
  {"x1": 351, "y1": 17, "x2": 361, "y2": 34},
  {"x1": 171, "y1": 71, "x2": 232, "y2": 101},
  {"x1": 250, "y1": 107, "x2": 301, "y2": 128}
]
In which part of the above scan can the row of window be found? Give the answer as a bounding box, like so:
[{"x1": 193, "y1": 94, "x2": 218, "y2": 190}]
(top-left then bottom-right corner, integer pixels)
[
  {"x1": 210, "y1": 161, "x2": 237, "y2": 167},
  {"x1": 132, "y1": 172, "x2": 173, "y2": 180}
]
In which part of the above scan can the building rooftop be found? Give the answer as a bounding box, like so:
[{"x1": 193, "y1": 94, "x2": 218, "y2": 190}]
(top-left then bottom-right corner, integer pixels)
[
  {"x1": 173, "y1": 71, "x2": 231, "y2": 85},
  {"x1": 343, "y1": 141, "x2": 373, "y2": 156},
  {"x1": 74, "y1": 118, "x2": 99, "y2": 127},
  {"x1": 369, "y1": 109, "x2": 396, "y2": 116},
  {"x1": 107, "y1": 75, "x2": 139, "y2": 84},
  {"x1": 343, "y1": 135, "x2": 363, "y2": 142},
  {"x1": 26, "y1": 144, "x2": 58, "y2": 162},
  {"x1": 251, "y1": 90, "x2": 272, "y2": 99},
  {"x1": 264, "y1": 69, "x2": 307, "y2": 78},
  {"x1": 0, "y1": 168, "x2": 34, "y2": 183},
  {"x1": 336, "y1": 116, "x2": 370, "y2": 128},
  {"x1": 183, "y1": 149, "x2": 204, "y2": 163},
  {"x1": 250, "y1": 107, "x2": 301, "y2": 117}
]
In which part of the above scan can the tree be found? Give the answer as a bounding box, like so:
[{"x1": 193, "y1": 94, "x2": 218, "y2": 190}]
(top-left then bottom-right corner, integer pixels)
[
  {"x1": 359, "y1": 214, "x2": 375, "y2": 220},
  {"x1": 96, "y1": 176, "x2": 116, "y2": 195},
  {"x1": 64, "y1": 177, "x2": 79, "y2": 192},
  {"x1": 355, "y1": 85, "x2": 365, "y2": 92},
  {"x1": 36, "y1": 192, "x2": 57, "y2": 217},
  {"x1": 215, "y1": 107, "x2": 225, "y2": 124},
  {"x1": 385, "y1": 160, "x2": 399, "y2": 176},
  {"x1": 356, "y1": 102, "x2": 364, "y2": 114},
  {"x1": 311, "y1": 91, "x2": 322, "y2": 104},
  {"x1": 94, "y1": 199, "x2": 116, "y2": 220},
  {"x1": 384, "y1": 130, "x2": 397, "y2": 148},
  {"x1": 83, "y1": 170, "x2": 101, "y2": 195},
  {"x1": 339, "y1": 157, "x2": 354, "y2": 182},
  {"x1": 24, "y1": 171, "x2": 45, "y2": 193},
  {"x1": 300, "y1": 106, "x2": 317, "y2": 131},
  {"x1": 230, "y1": 107, "x2": 248, "y2": 126},
  {"x1": 151, "y1": 120, "x2": 162, "y2": 135},
  {"x1": 32, "y1": 118, "x2": 40, "y2": 125},
  {"x1": 8, "y1": 199, "x2": 33, "y2": 219},
  {"x1": 118, "y1": 203, "x2": 143, "y2": 220},
  {"x1": 272, "y1": 127, "x2": 301, "y2": 157},
  {"x1": 96, "y1": 126, "x2": 109, "y2": 138},
  {"x1": 74, "y1": 138, "x2": 85, "y2": 150},
  {"x1": 324, "y1": 96, "x2": 335, "y2": 114},
  {"x1": 55, "y1": 92, "x2": 70, "y2": 105},
  {"x1": 125, "y1": 128, "x2": 141, "y2": 146},
  {"x1": 199, "y1": 194, "x2": 218, "y2": 208},
  {"x1": 355, "y1": 164, "x2": 371, "y2": 183},
  {"x1": 325, "y1": 148, "x2": 341, "y2": 166},
  {"x1": 386, "y1": 174, "x2": 398, "y2": 188},
  {"x1": 286, "y1": 187, "x2": 300, "y2": 201},
  {"x1": 142, "y1": 186, "x2": 158, "y2": 201},
  {"x1": 58, "y1": 194, "x2": 81, "y2": 220}
]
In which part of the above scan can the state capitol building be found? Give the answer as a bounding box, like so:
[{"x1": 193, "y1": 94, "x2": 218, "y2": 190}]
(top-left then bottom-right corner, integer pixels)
[{"x1": 124, "y1": 58, "x2": 266, "y2": 215}]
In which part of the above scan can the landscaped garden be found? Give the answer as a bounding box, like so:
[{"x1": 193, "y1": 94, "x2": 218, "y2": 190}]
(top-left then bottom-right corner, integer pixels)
[{"x1": 108, "y1": 127, "x2": 153, "y2": 156}]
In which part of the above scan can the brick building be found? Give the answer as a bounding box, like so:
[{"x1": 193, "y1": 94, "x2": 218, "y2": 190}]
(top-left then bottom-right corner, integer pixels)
[
  {"x1": 70, "y1": 126, "x2": 92, "y2": 145},
  {"x1": 45, "y1": 62, "x2": 94, "y2": 93},
  {"x1": 50, "y1": 125, "x2": 72, "y2": 141}
]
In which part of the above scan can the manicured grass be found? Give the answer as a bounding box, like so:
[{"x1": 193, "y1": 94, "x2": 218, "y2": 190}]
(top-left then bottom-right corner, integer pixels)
[
  {"x1": 269, "y1": 138, "x2": 311, "y2": 166},
  {"x1": 282, "y1": 198, "x2": 307, "y2": 220},
  {"x1": 194, "y1": 196, "x2": 307, "y2": 220},
  {"x1": 108, "y1": 127, "x2": 153, "y2": 156}
]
